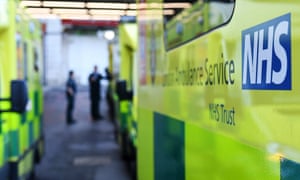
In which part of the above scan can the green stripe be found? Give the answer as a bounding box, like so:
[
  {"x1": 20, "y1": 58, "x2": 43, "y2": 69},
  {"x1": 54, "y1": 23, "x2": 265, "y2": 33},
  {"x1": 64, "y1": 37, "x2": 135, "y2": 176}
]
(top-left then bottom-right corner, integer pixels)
[
  {"x1": 132, "y1": 120, "x2": 137, "y2": 130},
  {"x1": 9, "y1": 130, "x2": 19, "y2": 157},
  {"x1": 154, "y1": 113, "x2": 185, "y2": 180},
  {"x1": 29, "y1": 121, "x2": 34, "y2": 145},
  {"x1": 281, "y1": 158, "x2": 300, "y2": 180},
  {"x1": 4, "y1": 134, "x2": 9, "y2": 160},
  {"x1": 21, "y1": 113, "x2": 26, "y2": 124},
  {"x1": 120, "y1": 113, "x2": 127, "y2": 132},
  {"x1": 34, "y1": 91, "x2": 39, "y2": 116},
  {"x1": 0, "y1": 117, "x2": 2, "y2": 134}
]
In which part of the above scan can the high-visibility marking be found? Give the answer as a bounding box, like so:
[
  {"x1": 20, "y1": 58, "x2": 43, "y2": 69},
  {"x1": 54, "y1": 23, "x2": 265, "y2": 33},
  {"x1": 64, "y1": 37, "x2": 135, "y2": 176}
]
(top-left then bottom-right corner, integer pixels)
[
  {"x1": 281, "y1": 158, "x2": 300, "y2": 180},
  {"x1": 154, "y1": 113, "x2": 185, "y2": 180}
]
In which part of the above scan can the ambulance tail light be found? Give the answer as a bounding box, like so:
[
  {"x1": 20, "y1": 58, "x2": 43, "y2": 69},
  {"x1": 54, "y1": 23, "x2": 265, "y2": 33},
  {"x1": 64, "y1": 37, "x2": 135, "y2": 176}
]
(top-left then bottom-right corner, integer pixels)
[
  {"x1": 10, "y1": 80, "x2": 28, "y2": 113},
  {"x1": 0, "y1": 80, "x2": 28, "y2": 113},
  {"x1": 116, "y1": 80, "x2": 133, "y2": 101}
]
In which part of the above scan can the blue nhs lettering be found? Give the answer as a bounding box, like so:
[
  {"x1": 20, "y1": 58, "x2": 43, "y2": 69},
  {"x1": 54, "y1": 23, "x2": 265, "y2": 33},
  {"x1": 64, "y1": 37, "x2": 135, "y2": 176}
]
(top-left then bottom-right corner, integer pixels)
[{"x1": 242, "y1": 14, "x2": 291, "y2": 90}]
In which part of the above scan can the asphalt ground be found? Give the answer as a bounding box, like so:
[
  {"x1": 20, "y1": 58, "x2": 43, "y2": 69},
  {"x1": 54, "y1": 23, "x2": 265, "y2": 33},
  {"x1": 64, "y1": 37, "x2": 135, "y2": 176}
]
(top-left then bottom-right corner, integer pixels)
[{"x1": 35, "y1": 86, "x2": 131, "y2": 180}]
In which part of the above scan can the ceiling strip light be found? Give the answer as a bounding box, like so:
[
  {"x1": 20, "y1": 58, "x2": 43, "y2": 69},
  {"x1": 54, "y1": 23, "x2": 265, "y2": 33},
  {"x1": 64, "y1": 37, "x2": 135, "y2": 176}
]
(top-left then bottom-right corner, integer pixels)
[
  {"x1": 163, "y1": 3, "x2": 191, "y2": 9},
  {"x1": 52, "y1": 8, "x2": 88, "y2": 14},
  {"x1": 128, "y1": 3, "x2": 137, "y2": 9},
  {"x1": 20, "y1": 1, "x2": 42, "y2": 7},
  {"x1": 89, "y1": 9, "x2": 125, "y2": 16},
  {"x1": 129, "y1": 2, "x2": 191, "y2": 9},
  {"x1": 86, "y1": 2, "x2": 128, "y2": 9},
  {"x1": 43, "y1": 1, "x2": 85, "y2": 8},
  {"x1": 126, "y1": 9, "x2": 174, "y2": 16},
  {"x1": 128, "y1": 3, "x2": 147, "y2": 10}
]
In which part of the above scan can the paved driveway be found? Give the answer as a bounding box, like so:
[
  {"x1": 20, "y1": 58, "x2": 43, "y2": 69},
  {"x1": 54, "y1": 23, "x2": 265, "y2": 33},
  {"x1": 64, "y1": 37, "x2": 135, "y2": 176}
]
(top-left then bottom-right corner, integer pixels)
[{"x1": 35, "y1": 87, "x2": 131, "y2": 180}]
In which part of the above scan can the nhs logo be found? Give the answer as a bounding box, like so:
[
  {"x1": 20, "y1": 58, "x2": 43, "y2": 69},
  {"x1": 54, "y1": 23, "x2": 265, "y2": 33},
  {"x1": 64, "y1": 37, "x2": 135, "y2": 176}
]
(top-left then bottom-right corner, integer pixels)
[{"x1": 242, "y1": 14, "x2": 291, "y2": 90}]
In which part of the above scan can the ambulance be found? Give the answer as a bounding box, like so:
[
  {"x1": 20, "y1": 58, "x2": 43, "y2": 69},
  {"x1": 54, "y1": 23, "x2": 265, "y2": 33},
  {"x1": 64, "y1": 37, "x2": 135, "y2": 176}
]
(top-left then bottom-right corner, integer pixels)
[
  {"x1": 136, "y1": 0, "x2": 300, "y2": 179},
  {"x1": 0, "y1": 0, "x2": 44, "y2": 179},
  {"x1": 115, "y1": 20, "x2": 138, "y2": 177}
]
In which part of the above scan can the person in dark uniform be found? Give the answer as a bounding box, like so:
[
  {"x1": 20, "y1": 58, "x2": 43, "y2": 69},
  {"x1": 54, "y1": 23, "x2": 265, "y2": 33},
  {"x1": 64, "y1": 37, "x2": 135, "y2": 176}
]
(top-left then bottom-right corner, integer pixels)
[
  {"x1": 66, "y1": 70, "x2": 77, "y2": 125},
  {"x1": 88, "y1": 65, "x2": 104, "y2": 120}
]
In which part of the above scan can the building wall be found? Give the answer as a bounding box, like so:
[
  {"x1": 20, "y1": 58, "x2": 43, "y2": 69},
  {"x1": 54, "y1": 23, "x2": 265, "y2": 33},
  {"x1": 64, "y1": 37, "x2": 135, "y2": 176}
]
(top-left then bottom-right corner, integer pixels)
[
  {"x1": 42, "y1": 18, "x2": 117, "y2": 87},
  {"x1": 43, "y1": 18, "x2": 64, "y2": 86},
  {"x1": 63, "y1": 34, "x2": 109, "y2": 86}
]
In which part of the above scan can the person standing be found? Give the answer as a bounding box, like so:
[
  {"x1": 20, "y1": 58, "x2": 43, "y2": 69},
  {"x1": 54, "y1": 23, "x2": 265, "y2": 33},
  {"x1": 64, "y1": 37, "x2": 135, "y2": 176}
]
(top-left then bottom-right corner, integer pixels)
[
  {"x1": 88, "y1": 65, "x2": 103, "y2": 121},
  {"x1": 66, "y1": 70, "x2": 77, "y2": 125}
]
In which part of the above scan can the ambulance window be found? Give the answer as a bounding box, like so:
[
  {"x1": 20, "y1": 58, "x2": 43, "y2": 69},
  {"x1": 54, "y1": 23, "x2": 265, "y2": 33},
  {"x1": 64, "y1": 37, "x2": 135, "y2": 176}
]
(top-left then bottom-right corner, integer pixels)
[
  {"x1": 164, "y1": 0, "x2": 235, "y2": 50},
  {"x1": 23, "y1": 43, "x2": 28, "y2": 80},
  {"x1": 34, "y1": 48, "x2": 39, "y2": 72}
]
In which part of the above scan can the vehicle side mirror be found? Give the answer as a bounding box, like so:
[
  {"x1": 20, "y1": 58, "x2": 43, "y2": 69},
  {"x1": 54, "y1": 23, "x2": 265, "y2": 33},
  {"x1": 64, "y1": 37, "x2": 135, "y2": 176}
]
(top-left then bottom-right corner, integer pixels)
[
  {"x1": 116, "y1": 80, "x2": 133, "y2": 101},
  {"x1": 10, "y1": 80, "x2": 28, "y2": 113},
  {"x1": 0, "y1": 80, "x2": 28, "y2": 113}
]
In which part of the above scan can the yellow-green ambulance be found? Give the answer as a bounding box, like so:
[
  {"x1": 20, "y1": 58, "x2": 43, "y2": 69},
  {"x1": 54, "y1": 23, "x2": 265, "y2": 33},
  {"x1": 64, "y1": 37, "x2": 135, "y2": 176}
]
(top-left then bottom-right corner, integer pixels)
[
  {"x1": 0, "y1": 0, "x2": 44, "y2": 179},
  {"x1": 115, "y1": 21, "x2": 138, "y2": 177},
  {"x1": 136, "y1": 0, "x2": 300, "y2": 179}
]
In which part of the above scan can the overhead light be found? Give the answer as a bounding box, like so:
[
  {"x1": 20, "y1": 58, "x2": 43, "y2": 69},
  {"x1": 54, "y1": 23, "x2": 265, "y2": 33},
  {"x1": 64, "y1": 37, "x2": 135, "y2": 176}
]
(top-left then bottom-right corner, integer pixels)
[
  {"x1": 126, "y1": 10, "x2": 173, "y2": 16},
  {"x1": 129, "y1": 3, "x2": 189, "y2": 9},
  {"x1": 89, "y1": 9, "x2": 125, "y2": 16},
  {"x1": 104, "y1": 30, "x2": 115, "y2": 41},
  {"x1": 129, "y1": 2, "x2": 191, "y2": 9},
  {"x1": 43, "y1": 1, "x2": 85, "y2": 8},
  {"x1": 20, "y1": 0, "x2": 42, "y2": 7},
  {"x1": 26, "y1": 8, "x2": 51, "y2": 14},
  {"x1": 128, "y1": 3, "x2": 137, "y2": 9},
  {"x1": 86, "y1": 2, "x2": 128, "y2": 9},
  {"x1": 163, "y1": 3, "x2": 191, "y2": 9},
  {"x1": 128, "y1": 3, "x2": 147, "y2": 10},
  {"x1": 52, "y1": 8, "x2": 88, "y2": 15}
]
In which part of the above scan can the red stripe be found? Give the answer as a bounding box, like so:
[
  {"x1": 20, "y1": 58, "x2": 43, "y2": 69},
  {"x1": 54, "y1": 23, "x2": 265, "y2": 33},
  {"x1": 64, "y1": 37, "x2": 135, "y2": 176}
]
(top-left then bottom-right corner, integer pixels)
[{"x1": 62, "y1": 20, "x2": 119, "y2": 27}]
